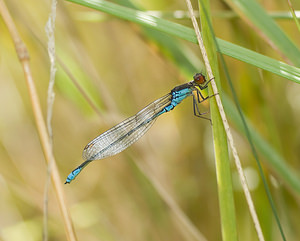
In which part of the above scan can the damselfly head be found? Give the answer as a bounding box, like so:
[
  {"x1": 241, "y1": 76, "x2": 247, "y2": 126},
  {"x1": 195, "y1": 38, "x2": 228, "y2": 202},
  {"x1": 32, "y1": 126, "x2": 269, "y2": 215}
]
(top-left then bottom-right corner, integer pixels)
[{"x1": 193, "y1": 73, "x2": 207, "y2": 85}]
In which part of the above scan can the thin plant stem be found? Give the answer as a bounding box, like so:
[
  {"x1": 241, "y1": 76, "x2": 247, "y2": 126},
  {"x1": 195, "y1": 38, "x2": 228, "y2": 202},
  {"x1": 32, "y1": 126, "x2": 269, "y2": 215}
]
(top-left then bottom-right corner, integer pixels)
[
  {"x1": 43, "y1": 0, "x2": 57, "y2": 240},
  {"x1": 184, "y1": 0, "x2": 265, "y2": 240},
  {"x1": 0, "y1": 1, "x2": 77, "y2": 240},
  {"x1": 286, "y1": 0, "x2": 300, "y2": 32}
]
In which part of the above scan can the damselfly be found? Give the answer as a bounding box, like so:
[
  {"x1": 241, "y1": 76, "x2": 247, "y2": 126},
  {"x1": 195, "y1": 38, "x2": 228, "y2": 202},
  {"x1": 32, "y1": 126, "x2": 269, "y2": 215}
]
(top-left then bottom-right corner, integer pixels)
[{"x1": 65, "y1": 73, "x2": 212, "y2": 184}]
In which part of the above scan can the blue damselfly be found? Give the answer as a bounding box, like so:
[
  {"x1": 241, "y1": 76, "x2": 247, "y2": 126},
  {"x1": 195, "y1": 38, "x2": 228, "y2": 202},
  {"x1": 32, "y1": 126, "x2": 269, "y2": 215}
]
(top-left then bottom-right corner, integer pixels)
[{"x1": 65, "y1": 73, "x2": 212, "y2": 184}]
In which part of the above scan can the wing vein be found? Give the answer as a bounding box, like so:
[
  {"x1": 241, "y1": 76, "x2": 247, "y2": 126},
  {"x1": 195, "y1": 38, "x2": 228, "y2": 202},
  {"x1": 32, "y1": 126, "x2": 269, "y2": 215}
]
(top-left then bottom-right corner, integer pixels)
[{"x1": 82, "y1": 93, "x2": 172, "y2": 160}]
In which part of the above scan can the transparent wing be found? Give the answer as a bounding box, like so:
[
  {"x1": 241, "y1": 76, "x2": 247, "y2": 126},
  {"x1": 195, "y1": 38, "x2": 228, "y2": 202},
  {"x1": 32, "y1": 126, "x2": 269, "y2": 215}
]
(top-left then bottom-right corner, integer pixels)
[{"x1": 82, "y1": 93, "x2": 172, "y2": 161}]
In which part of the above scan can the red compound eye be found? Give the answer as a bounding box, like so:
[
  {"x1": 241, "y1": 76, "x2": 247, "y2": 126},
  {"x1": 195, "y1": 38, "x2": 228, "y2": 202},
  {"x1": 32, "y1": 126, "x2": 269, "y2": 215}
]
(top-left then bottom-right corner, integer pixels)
[{"x1": 193, "y1": 73, "x2": 206, "y2": 85}]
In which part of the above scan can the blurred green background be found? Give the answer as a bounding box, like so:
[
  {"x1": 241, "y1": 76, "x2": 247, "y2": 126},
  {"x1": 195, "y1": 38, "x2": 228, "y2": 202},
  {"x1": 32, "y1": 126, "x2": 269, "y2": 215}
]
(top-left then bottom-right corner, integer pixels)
[{"x1": 0, "y1": 0, "x2": 300, "y2": 240}]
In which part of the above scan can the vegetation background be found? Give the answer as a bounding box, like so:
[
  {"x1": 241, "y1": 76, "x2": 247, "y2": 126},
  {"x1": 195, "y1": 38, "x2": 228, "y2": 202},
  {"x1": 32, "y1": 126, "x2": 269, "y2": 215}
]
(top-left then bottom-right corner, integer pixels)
[{"x1": 0, "y1": 0, "x2": 299, "y2": 240}]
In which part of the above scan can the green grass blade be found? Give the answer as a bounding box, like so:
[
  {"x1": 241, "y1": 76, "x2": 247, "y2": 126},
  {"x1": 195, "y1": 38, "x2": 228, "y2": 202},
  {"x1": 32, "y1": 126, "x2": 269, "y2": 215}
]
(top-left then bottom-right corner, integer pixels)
[
  {"x1": 66, "y1": 0, "x2": 300, "y2": 85},
  {"x1": 224, "y1": 0, "x2": 300, "y2": 66},
  {"x1": 198, "y1": 1, "x2": 238, "y2": 240},
  {"x1": 218, "y1": 40, "x2": 300, "y2": 84}
]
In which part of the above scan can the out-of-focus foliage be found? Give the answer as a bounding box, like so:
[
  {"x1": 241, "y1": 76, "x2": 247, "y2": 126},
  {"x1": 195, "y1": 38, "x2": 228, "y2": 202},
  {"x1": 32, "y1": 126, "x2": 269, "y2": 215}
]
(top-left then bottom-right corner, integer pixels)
[{"x1": 0, "y1": 0, "x2": 299, "y2": 241}]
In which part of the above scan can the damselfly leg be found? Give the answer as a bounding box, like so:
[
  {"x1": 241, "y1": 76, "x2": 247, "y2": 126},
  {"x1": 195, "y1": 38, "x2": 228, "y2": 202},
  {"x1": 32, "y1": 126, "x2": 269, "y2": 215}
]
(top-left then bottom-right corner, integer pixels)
[
  {"x1": 192, "y1": 77, "x2": 218, "y2": 124},
  {"x1": 192, "y1": 93, "x2": 211, "y2": 122}
]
